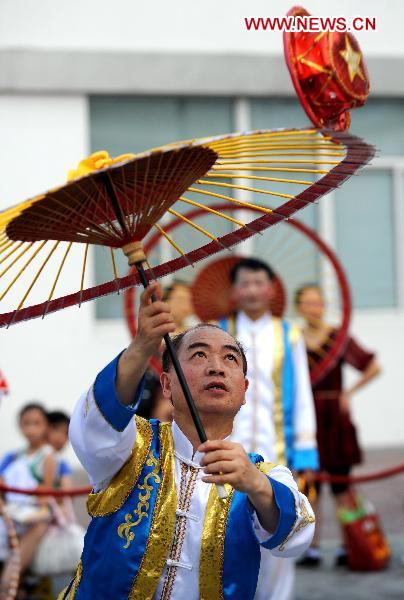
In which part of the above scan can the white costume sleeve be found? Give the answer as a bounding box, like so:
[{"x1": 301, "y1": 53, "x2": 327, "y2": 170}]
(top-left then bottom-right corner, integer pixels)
[
  {"x1": 69, "y1": 353, "x2": 145, "y2": 492},
  {"x1": 291, "y1": 333, "x2": 319, "y2": 470},
  {"x1": 253, "y1": 465, "x2": 315, "y2": 557}
]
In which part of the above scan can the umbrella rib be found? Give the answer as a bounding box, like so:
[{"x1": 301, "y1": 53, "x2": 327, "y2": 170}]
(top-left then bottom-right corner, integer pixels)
[
  {"x1": 79, "y1": 243, "x2": 90, "y2": 308},
  {"x1": 17, "y1": 241, "x2": 60, "y2": 310},
  {"x1": 197, "y1": 179, "x2": 294, "y2": 200},
  {"x1": 148, "y1": 152, "x2": 165, "y2": 232},
  {"x1": 154, "y1": 224, "x2": 188, "y2": 260},
  {"x1": 179, "y1": 197, "x2": 246, "y2": 227},
  {"x1": 83, "y1": 175, "x2": 123, "y2": 241},
  {"x1": 46, "y1": 242, "x2": 73, "y2": 303},
  {"x1": 129, "y1": 158, "x2": 138, "y2": 234},
  {"x1": 0, "y1": 241, "x2": 15, "y2": 254},
  {"x1": 212, "y1": 143, "x2": 342, "y2": 152},
  {"x1": 168, "y1": 209, "x2": 218, "y2": 241},
  {"x1": 145, "y1": 151, "x2": 173, "y2": 238},
  {"x1": 211, "y1": 137, "x2": 331, "y2": 148},
  {"x1": 115, "y1": 164, "x2": 133, "y2": 236},
  {"x1": 29, "y1": 190, "x2": 113, "y2": 245},
  {"x1": 0, "y1": 242, "x2": 24, "y2": 265},
  {"x1": 212, "y1": 166, "x2": 328, "y2": 176},
  {"x1": 217, "y1": 152, "x2": 342, "y2": 161},
  {"x1": 141, "y1": 153, "x2": 152, "y2": 233},
  {"x1": 110, "y1": 247, "x2": 119, "y2": 279},
  {"x1": 187, "y1": 187, "x2": 273, "y2": 214},
  {"x1": 207, "y1": 131, "x2": 325, "y2": 147},
  {"x1": 0, "y1": 243, "x2": 34, "y2": 279},
  {"x1": 215, "y1": 158, "x2": 339, "y2": 165},
  {"x1": 104, "y1": 172, "x2": 131, "y2": 238},
  {"x1": 0, "y1": 241, "x2": 47, "y2": 302},
  {"x1": 216, "y1": 146, "x2": 342, "y2": 157},
  {"x1": 206, "y1": 173, "x2": 315, "y2": 184},
  {"x1": 35, "y1": 188, "x2": 102, "y2": 240}
]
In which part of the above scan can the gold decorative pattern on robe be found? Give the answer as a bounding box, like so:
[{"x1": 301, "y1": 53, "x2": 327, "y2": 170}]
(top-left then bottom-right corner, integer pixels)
[
  {"x1": 117, "y1": 450, "x2": 161, "y2": 549},
  {"x1": 87, "y1": 416, "x2": 153, "y2": 517},
  {"x1": 272, "y1": 317, "x2": 287, "y2": 465},
  {"x1": 129, "y1": 422, "x2": 177, "y2": 599},
  {"x1": 160, "y1": 463, "x2": 199, "y2": 599},
  {"x1": 199, "y1": 484, "x2": 234, "y2": 600},
  {"x1": 279, "y1": 496, "x2": 315, "y2": 552},
  {"x1": 226, "y1": 314, "x2": 236, "y2": 337},
  {"x1": 256, "y1": 461, "x2": 276, "y2": 475},
  {"x1": 289, "y1": 324, "x2": 301, "y2": 347}
]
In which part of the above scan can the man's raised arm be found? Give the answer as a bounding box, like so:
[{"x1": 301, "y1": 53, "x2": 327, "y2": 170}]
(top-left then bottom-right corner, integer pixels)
[{"x1": 69, "y1": 283, "x2": 175, "y2": 491}]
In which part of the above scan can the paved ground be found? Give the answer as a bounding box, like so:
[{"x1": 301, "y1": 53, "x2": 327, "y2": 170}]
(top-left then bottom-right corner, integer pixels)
[
  {"x1": 72, "y1": 446, "x2": 404, "y2": 599},
  {"x1": 296, "y1": 536, "x2": 404, "y2": 600},
  {"x1": 295, "y1": 447, "x2": 404, "y2": 599}
]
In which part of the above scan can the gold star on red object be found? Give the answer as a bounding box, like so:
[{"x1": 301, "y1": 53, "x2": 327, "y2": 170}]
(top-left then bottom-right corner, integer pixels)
[{"x1": 340, "y1": 35, "x2": 365, "y2": 82}]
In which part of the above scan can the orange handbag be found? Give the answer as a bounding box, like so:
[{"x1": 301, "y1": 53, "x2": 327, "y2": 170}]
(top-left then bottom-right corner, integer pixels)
[{"x1": 338, "y1": 492, "x2": 390, "y2": 571}]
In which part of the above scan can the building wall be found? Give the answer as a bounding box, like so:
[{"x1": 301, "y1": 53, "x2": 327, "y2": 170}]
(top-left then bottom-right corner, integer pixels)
[
  {"x1": 0, "y1": 0, "x2": 402, "y2": 56},
  {"x1": 0, "y1": 0, "x2": 403, "y2": 456}
]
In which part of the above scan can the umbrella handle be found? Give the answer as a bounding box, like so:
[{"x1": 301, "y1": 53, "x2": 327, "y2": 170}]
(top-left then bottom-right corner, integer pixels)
[{"x1": 135, "y1": 262, "x2": 228, "y2": 501}]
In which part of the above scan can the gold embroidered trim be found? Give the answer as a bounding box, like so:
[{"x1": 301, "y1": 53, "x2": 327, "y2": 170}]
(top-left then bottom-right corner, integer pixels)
[
  {"x1": 256, "y1": 461, "x2": 276, "y2": 475},
  {"x1": 272, "y1": 318, "x2": 287, "y2": 465},
  {"x1": 87, "y1": 416, "x2": 153, "y2": 517},
  {"x1": 57, "y1": 561, "x2": 82, "y2": 599},
  {"x1": 129, "y1": 422, "x2": 177, "y2": 600},
  {"x1": 279, "y1": 496, "x2": 315, "y2": 552},
  {"x1": 160, "y1": 463, "x2": 199, "y2": 599},
  {"x1": 117, "y1": 449, "x2": 161, "y2": 549},
  {"x1": 199, "y1": 484, "x2": 234, "y2": 600},
  {"x1": 227, "y1": 314, "x2": 236, "y2": 337},
  {"x1": 289, "y1": 324, "x2": 301, "y2": 347}
]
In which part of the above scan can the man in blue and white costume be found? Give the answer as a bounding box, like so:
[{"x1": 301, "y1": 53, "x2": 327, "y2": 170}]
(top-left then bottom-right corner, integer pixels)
[
  {"x1": 63, "y1": 282, "x2": 315, "y2": 599},
  {"x1": 219, "y1": 258, "x2": 319, "y2": 600}
]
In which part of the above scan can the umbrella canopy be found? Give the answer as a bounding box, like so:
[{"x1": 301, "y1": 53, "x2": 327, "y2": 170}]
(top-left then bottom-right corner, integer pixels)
[{"x1": 0, "y1": 128, "x2": 373, "y2": 327}]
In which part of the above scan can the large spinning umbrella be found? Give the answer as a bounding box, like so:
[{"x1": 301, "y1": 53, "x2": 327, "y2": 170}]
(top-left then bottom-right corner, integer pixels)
[
  {"x1": 0, "y1": 129, "x2": 372, "y2": 327},
  {"x1": 0, "y1": 128, "x2": 373, "y2": 498}
]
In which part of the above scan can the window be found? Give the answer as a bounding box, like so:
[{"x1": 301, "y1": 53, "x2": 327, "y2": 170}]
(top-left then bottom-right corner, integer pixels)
[
  {"x1": 333, "y1": 99, "x2": 404, "y2": 309},
  {"x1": 335, "y1": 170, "x2": 396, "y2": 308}
]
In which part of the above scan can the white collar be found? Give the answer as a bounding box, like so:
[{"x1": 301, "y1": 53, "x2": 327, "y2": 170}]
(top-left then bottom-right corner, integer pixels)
[
  {"x1": 171, "y1": 421, "x2": 205, "y2": 468},
  {"x1": 171, "y1": 421, "x2": 231, "y2": 469},
  {"x1": 237, "y1": 310, "x2": 272, "y2": 330}
]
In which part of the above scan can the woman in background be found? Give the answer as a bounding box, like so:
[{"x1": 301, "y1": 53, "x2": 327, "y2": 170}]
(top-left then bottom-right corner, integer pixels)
[
  {"x1": 162, "y1": 280, "x2": 195, "y2": 335},
  {"x1": 294, "y1": 284, "x2": 381, "y2": 567}
]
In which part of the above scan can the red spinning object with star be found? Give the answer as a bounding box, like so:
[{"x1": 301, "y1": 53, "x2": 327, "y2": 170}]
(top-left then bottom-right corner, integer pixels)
[{"x1": 284, "y1": 5, "x2": 370, "y2": 131}]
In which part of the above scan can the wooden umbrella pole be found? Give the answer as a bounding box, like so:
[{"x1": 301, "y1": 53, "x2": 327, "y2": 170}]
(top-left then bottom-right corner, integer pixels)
[
  {"x1": 135, "y1": 261, "x2": 228, "y2": 500},
  {"x1": 120, "y1": 241, "x2": 227, "y2": 500},
  {"x1": 136, "y1": 263, "x2": 206, "y2": 441},
  {"x1": 105, "y1": 169, "x2": 228, "y2": 498}
]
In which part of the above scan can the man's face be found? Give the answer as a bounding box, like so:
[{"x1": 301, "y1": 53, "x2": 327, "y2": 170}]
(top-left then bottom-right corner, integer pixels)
[
  {"x1": 161, "y1": 327, "x2": 248, "y2": 420},
  {"x1": 231, "y1": 267, "x2": 273, "y2": 314}
]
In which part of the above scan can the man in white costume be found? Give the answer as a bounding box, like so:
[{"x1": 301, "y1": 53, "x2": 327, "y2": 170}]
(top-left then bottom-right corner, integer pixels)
[
  {"x1": 219, "y1": 258, "x2": 319, "y2": 600},
  {"x1": 64, "y1": 282, "x2": 315, "y2": 599}
]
